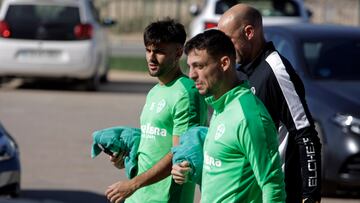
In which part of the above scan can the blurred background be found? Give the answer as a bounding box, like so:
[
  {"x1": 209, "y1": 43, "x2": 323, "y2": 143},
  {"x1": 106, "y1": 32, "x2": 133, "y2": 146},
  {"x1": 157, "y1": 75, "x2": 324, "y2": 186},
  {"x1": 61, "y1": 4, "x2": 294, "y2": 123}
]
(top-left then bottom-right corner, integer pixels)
[
  {"x1": 95, "y1": 0, "x2": 360, "y2": 34},
  {"x1": 0, "y1": 0, "x2": 359, "y2": 203}
]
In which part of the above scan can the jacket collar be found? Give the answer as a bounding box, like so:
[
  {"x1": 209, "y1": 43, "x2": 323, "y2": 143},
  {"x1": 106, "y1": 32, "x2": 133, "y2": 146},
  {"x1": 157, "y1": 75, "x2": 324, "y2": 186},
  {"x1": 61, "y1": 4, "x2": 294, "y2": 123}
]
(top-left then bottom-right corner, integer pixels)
[
  {"x1": 205, "y1": 81, "x2": 251, "y2": 113},
  {"x1": 237, "y1": 42, "x2": 276, "y2": 76}
]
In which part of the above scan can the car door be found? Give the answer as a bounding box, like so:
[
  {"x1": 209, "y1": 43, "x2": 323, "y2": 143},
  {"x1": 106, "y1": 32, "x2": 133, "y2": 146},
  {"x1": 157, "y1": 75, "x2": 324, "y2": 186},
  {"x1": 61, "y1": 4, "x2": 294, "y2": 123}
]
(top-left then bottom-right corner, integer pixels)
[{"x1": 86, "y1": 0, "x2": 109, "y2": 77}]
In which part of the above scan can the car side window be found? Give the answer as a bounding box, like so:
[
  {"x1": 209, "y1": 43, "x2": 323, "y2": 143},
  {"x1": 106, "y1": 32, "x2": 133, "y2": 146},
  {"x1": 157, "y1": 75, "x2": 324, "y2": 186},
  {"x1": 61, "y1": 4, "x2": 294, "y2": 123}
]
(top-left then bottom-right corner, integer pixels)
[
  {"x1": 215, "y1": 0, "x2": 238, "y2": 14},
  {"x1": 272, "y1": 0, "x2": 300, "y2": 16},
  {"x1": 243, "y1": 0, "x2": 300, "y2": 17},
  {"x1": 305, "y1": 41, "x2": 360, "y2": 80},
  {"x1": 270, "y1": 34, "x2": 296, "y2": 66}
]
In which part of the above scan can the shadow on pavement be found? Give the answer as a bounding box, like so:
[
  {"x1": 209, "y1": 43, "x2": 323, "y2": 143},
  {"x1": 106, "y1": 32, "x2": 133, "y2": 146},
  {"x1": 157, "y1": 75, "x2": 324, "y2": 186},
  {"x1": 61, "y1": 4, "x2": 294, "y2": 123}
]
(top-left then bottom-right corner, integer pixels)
[{"x1": 0, "y1": 189, "x2": 109, "y2": 203}]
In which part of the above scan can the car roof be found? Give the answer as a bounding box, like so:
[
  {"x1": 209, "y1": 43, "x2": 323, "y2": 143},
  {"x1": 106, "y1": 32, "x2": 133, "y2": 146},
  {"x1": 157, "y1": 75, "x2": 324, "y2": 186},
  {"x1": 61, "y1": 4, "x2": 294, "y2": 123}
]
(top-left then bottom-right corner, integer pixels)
[{"x1": 264, "y1": 23, "x2": 360, "y2": 39}]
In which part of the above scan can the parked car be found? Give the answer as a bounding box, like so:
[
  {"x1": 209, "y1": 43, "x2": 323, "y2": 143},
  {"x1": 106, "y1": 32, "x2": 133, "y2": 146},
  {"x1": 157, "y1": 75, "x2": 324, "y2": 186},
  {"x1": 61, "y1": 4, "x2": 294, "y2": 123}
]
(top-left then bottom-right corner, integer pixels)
[
  {"x1": 0, "y1": 121, "x2": 21, "y2": 197},
  {"x1": 189, "y1": 0, "x2": 311, "y2": 37},
  {"x1": 264, "y1": 23, "x2": 360, "y2": 196},
  {"x1": 0, "y1": 0, "x2": 116, "y2": 90}
]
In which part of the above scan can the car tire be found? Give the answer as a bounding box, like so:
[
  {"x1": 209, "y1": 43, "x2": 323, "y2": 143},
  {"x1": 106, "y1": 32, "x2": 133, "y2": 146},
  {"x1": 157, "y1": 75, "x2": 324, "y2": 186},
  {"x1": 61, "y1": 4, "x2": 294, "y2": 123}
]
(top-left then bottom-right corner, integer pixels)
[
  {"x1": 0, "y1": 183, "x2": 21, "y2": 198},
  {"x1": 0, "y1": 76, "x2": 11, "y2": 85},
  {"x1": 10, "y1": 183, "x2": 20, "y2": 198},
  {"x1": 100, "y1": 73, "x2": 108, "y2": 83},
  {"x1": 80, "y1": 73, "x2": 100, "y2": 91},
  {"x1": 100, "y1": 61, "x2": 110, "y2": 83}
]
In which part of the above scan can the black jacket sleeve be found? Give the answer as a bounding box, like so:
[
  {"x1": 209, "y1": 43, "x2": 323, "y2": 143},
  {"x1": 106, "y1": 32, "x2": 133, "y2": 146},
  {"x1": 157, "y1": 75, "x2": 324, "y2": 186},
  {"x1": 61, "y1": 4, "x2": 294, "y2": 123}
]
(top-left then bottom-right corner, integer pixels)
[{"x1": 266, "y1": 58, "x2": 322, "y2": 202}]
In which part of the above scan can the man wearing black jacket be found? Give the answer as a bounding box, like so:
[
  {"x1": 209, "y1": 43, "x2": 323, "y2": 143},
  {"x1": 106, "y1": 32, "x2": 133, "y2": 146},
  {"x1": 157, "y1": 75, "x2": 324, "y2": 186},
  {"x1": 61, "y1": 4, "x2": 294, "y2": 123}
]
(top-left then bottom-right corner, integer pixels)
[{"x1": 218, "y1": 4, "x2": 322, "y2": 203}]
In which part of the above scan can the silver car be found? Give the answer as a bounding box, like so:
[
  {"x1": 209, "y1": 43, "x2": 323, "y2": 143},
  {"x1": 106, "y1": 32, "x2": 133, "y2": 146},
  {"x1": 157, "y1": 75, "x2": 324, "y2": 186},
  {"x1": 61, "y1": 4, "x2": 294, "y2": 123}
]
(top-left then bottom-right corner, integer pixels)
[
  {"x1": 0, "y1": 0, "x2": 115, "y2": 90},
  {"x1": 189, "y1": 0, "x2": 311, "y2": 37}
]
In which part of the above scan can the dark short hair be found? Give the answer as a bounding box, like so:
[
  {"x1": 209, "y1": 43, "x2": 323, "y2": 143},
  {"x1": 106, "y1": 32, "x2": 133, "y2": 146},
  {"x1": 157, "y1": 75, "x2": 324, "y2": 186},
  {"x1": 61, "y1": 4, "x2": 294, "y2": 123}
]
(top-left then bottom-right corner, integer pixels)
[
  {"x1": 143, "y1": 18, "x2": 186, "y2": 46},
  {"x1": 184, "y1": 29, "x2": 235, "y2": 60}
]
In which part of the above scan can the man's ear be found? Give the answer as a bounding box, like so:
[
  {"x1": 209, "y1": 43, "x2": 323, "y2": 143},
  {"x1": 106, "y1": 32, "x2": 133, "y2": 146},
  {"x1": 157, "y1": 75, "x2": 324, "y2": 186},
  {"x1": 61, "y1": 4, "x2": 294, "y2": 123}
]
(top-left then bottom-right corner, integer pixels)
[
  {"x1": 220, "y1": 56, "x2": 231, "y2": 71},
  {"x1": 244, "y1": 25, "x2": 255, "y2": 40},
  {"x1": 176, "y1": 47, "x2": 184, "y2": 58}
]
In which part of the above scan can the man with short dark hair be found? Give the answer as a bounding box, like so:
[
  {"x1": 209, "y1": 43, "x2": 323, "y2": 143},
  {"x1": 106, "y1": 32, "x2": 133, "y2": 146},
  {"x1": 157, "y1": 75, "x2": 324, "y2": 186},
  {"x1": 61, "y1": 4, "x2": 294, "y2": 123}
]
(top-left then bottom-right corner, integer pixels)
[
  {"x1": 105, "y1": 18, "x2": 208, "y2": 203},
  {"x1": 172, "y1": 29, "x2": 286, "y2": 202}
]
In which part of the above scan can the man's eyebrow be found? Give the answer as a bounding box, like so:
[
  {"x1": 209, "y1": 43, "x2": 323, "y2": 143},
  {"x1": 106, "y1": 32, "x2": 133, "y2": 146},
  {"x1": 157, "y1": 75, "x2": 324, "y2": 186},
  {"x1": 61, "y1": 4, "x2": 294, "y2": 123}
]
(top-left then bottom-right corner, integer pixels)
[
  {"x1": 145, "y1": 45, "x2": 166, "y2": 51},
  {"x1": 189, "y1": 61, "x2": 204, "y2": 67},
  {"x1": 155, "y1": 47, "x2": 167, "y2": 51}
]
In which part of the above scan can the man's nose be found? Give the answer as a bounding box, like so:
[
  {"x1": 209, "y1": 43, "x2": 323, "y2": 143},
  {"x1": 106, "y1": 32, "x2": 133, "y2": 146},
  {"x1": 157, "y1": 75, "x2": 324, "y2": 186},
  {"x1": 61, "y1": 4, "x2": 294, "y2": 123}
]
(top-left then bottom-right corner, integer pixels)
[
  {"x1": 147, "y1": 51, "x2": 155, "y2": 60},
  {"x1": 188, "y1": 68, "x2": 197, "y2": 80}
]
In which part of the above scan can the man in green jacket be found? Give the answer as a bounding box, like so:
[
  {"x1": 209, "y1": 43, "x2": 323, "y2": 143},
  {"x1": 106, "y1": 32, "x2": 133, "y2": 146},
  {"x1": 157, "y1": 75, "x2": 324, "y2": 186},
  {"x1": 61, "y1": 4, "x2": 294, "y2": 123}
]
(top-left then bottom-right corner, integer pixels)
[
  {"x1": 172, "y1": 29, "x2": 285, "y2": 202},
  {"x1": 105, "y1": 19, "x2": 208, "y2": 203}
]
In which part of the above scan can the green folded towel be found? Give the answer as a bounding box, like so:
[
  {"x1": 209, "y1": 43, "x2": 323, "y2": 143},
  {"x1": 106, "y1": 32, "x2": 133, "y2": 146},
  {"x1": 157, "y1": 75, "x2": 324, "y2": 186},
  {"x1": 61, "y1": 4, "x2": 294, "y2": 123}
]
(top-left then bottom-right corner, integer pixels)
[
  {"x1": 171, "y1": 126, "x2": 208, "y2": 185},
  {"x1": 91, "y1": 126, "x2": 140, "y2": 179}
]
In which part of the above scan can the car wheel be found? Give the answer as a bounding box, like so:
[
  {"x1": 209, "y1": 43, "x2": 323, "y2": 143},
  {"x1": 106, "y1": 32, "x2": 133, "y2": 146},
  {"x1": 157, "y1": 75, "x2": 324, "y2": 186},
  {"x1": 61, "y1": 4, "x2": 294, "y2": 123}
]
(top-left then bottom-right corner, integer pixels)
[
  {"x1": 100, "y1": 62, "x2": 110, "y2": 83},
  {"x1": 0, "y1": 183, "x2": 21, "y2": 198},
  {"x1": 10, "y1": 183, "x2": 20, "y2": 198},
  {"x1": 0, "y1": 76, "x2": 11, "y2": 85},
  {"x1": 100, "y1": 72, "x2": 108, "y2": 83},
  {"x1": 80, "y1": 73, "x2": 100, "y2": 91}
]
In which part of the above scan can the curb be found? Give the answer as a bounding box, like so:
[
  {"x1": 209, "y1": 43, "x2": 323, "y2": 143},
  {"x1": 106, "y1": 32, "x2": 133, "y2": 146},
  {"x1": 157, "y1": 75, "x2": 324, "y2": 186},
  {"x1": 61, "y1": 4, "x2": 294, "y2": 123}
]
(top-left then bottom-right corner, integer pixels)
[{"x1": 108, "y1": 70, "x2": 157, "y2": 83}]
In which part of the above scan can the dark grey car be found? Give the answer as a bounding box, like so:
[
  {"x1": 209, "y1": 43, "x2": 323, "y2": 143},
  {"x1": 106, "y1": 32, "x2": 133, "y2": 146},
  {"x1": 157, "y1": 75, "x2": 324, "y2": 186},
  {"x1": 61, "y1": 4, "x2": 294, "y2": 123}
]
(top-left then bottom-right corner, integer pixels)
[
  {"x1": 264, "y1": 23, "x2": 360, "y2": 196},
  {"x1": 0, "y1": 121, "x2": 21, "y2": 197}
]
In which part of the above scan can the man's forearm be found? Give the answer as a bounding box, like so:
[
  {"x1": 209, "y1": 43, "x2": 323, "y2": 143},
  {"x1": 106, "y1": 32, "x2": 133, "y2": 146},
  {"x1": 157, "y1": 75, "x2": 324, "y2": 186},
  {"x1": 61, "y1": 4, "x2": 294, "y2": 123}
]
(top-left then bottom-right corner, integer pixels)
[{"x1": 131, "y1": 152, "x2": 173, "y2": 189}]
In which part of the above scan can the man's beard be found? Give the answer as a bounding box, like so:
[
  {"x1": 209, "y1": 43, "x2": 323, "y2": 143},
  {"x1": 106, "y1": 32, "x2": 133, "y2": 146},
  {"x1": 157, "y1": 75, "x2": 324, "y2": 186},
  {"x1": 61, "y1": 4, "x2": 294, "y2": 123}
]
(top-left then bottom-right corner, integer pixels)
[{"x1": 148, "y1": 67, "x2": 163, "y2": 77}]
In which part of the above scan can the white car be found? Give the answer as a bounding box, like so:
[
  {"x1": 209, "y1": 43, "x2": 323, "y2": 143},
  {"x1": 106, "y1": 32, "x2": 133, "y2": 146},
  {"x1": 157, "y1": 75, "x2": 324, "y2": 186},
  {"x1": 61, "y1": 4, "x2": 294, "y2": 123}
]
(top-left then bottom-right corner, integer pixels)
[
  {"x1": 189, "y1": 0, "x2": 311, "y2": 37},
  {"x1": 0, "y1": 0, "x2": 115, "y2": 90}
]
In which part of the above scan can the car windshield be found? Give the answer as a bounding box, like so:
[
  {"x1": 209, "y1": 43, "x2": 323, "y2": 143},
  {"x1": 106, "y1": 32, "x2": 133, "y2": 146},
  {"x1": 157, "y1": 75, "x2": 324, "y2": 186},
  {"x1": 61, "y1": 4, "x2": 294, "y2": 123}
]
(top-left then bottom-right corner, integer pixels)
[
  {"x1": 215, "y1": 0, "x2": 300, "y2": 16},
  {"x1": 303, "y1": 40, "x2": 360, "y2": 80},
  {"x1": 5, "y1": 4, "x2": 80, "y2": 40}
]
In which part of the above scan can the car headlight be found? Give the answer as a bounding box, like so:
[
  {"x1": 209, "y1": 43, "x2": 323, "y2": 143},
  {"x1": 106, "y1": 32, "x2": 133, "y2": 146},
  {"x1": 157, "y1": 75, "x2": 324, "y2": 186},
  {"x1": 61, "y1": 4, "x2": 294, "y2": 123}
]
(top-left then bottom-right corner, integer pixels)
[
  {"x1": 0, "y1": 134, "x2": 16, "y2": 161},
  {"x1": 333, "y1": 114, "x2": 360, "y2": 135}
]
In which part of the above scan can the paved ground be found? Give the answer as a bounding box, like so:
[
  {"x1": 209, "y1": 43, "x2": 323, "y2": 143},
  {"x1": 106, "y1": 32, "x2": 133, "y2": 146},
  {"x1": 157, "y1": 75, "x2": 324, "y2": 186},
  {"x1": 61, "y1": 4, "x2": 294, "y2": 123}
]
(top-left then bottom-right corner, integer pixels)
[{"x1": 1, "y1": 71, "x2": 360, "y2": 203}]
